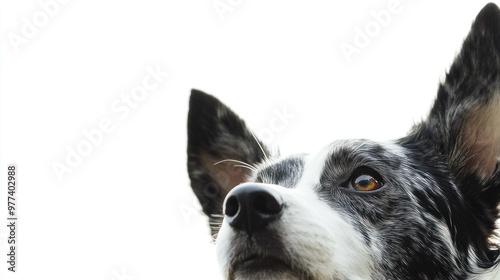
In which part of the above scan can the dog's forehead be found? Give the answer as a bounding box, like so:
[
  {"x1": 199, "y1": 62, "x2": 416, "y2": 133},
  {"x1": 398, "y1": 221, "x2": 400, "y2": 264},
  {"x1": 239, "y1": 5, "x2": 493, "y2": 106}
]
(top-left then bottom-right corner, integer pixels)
[
  {"x1": 254, "y1": 140, "x2": 407, "y2": 188},
  {"x1": 302, "y1": 139, "x2": 406, "y2": 188},
  {"x1": 253, "y1": 155, "x2": 306, "y2": 188}
]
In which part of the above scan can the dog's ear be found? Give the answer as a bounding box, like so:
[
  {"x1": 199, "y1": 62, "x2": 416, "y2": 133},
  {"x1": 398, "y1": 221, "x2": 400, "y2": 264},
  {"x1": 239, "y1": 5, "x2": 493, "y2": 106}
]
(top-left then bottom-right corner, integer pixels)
[
  {"x1": 412, "y1": 3, "x2": 500, "y2": 184},
  {"x1": 187, "y1": 89, "x2": 270, "y2": 237}
]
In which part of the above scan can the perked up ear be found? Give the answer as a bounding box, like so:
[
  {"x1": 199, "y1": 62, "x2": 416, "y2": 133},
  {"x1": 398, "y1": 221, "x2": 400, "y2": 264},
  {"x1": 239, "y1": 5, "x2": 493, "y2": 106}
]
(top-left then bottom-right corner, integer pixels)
[
  {"x1": 416, "y1": 3, "x2": 500, "y2": 182},
  {"x1": 187, "y1": 89, "x2": 270, "y2": 237}
]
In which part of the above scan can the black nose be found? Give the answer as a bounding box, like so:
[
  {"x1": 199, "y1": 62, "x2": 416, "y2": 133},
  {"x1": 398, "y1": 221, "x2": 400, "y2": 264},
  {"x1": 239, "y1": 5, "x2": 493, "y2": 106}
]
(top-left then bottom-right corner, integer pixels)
[{"x1": 223, "y1": 183, "x2": 283, "y2": 234}]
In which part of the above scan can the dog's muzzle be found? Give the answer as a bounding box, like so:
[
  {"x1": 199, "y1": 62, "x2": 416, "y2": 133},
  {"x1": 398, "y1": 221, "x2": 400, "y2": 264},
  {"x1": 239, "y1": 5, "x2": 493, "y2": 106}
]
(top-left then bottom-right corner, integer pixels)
[{"x1": 223, "y1": 183, "x2": 284, "y2": 234}]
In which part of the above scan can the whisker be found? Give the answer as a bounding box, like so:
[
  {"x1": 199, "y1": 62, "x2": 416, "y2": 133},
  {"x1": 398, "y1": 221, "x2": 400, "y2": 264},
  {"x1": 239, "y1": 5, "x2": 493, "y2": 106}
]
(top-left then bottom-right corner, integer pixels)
[
  {"x1": 209, "y1": 214, "x2": 224, "y2": 242},
  {"x1": 214, "y1": 159, "x2": 257, "y2": 172},
  {"x1": 250, "y1": 131, "x2": 270, "y2": 161},
  {"x1": 234, "y1": 164, "x2": 256, "y2": 170},
  {"x1": 210, "y1": 214, "x2": 224, "y2": 219}
]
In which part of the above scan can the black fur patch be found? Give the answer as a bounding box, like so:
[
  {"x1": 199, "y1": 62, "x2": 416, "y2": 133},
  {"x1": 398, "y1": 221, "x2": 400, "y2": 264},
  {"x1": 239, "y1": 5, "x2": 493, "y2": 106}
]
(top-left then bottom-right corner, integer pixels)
[
  {"x1": 186, "y1": 3, "x2": 500, "y2": 279},
  {"x1": 187, "y1": 89, "x2": 270, "y2": 236}
]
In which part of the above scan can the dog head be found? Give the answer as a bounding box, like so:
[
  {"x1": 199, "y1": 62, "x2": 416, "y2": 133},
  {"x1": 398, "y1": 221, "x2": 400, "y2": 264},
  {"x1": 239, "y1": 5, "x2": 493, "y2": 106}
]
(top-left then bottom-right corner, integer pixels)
[{"x1": 187, "y1": 3, "x2": 500, "y2": 279}]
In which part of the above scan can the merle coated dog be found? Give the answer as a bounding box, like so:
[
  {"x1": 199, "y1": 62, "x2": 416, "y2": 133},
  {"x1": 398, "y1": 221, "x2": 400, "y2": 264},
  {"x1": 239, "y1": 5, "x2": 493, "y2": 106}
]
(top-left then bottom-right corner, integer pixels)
[{"x1": 187, "y1": 3, "x2": 500, "y2": 279}]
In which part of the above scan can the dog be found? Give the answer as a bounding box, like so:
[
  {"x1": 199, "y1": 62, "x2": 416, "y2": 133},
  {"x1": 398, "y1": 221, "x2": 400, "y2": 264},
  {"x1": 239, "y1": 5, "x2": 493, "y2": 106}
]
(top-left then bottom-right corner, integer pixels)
[{"x1": 187, "y1": 3, "x2": 500, "y2": 279}]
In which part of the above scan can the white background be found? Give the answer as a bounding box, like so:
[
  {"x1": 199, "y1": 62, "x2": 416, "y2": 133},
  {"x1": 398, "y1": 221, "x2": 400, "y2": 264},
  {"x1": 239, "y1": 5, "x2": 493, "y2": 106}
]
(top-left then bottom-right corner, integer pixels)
[{"x1": 0, "y1": 1, "x2": 495, "y2": 279}]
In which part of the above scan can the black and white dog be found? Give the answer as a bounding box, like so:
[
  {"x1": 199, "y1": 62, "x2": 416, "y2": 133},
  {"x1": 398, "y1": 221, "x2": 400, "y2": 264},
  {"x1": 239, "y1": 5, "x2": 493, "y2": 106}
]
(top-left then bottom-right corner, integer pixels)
[{"x1": 187, "y1": 3, "x2": 500, "y2": 279}]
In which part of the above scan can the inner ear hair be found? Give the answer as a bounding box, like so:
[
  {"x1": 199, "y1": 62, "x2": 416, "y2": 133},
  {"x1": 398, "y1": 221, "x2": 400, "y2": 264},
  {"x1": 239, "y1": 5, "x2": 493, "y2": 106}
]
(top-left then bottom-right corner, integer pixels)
[
  {"x1": 457, "y1": 94, "x2": 500, "y2": 180},
  {"x1": 200, "y1": 152, "x2": 254, "y2": 196}
]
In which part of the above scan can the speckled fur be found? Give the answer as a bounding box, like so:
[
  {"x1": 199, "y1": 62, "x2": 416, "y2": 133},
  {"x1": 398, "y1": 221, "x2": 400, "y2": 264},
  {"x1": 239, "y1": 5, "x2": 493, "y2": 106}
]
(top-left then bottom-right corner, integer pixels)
[{"x1": 187, "y1": 3, "x2": 500, "y2": 279}]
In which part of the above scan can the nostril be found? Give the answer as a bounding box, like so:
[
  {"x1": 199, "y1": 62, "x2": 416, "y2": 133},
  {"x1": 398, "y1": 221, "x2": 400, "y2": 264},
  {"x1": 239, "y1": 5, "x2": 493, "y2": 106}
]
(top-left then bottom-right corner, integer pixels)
[
  {"x1": 223, "y1": 183, "x2": 284, "y2": 233},
  {"x1": 224, "y1": 195, "x2": 239, "y2": 217},
  {"x1": 254, "y1": 194, "x2": 282, "y2": 215}
]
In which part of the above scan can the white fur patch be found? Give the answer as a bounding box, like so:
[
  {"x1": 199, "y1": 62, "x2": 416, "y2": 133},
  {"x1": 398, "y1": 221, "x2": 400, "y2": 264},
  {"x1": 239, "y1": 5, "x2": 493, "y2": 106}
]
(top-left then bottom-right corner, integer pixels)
[{"x1": 217, "y1": 173, "x2": 377, "y2": 279}]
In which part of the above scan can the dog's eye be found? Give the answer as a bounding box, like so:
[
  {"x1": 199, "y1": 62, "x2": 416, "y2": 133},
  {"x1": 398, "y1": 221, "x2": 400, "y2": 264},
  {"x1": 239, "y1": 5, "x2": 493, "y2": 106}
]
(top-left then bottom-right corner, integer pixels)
[{"x1": 350, "y1": 171, "x2": 383, "y2": 192}]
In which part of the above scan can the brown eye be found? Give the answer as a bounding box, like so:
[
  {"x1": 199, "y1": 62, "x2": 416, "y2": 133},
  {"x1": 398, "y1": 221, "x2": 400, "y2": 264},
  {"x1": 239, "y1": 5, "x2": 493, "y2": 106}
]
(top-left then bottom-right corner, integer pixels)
[{"x1": 351, "y1": 174, "x2": 382, "y2": 191}]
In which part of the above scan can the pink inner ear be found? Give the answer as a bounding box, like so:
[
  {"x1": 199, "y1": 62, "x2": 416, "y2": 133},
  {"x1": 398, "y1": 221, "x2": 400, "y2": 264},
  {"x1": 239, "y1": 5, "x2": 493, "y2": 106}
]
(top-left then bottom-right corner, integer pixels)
[
  {"x1": 200, "y1": 153, "x2": 252, "y2": 196},
  {"x1": 460, "y1": 95, "x2": 500, "y2": 180}
]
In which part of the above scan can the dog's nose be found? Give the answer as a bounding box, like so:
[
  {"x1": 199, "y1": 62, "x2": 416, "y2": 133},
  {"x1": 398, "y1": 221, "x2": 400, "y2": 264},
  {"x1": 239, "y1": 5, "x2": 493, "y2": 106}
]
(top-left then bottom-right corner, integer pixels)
[{"x1": 223, "y1": 183, "x2": 283, "y2": 233}]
